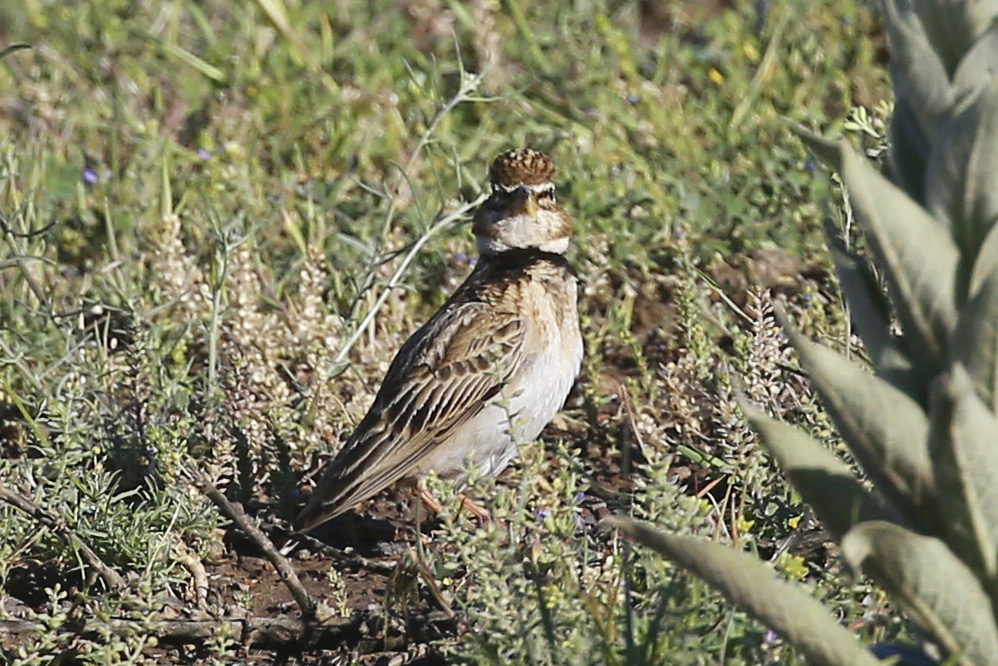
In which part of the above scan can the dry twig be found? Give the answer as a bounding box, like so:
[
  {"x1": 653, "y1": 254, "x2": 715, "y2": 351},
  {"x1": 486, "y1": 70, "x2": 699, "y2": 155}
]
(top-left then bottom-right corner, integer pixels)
[{"x1": 190, "y1": 472, "x2": 327, "y2": 621}]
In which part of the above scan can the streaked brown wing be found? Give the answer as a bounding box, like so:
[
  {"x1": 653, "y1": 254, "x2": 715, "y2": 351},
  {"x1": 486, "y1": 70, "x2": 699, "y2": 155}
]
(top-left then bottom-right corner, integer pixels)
[{"x1": 296, "y1": 299, "x2": 525, "y2": 529}]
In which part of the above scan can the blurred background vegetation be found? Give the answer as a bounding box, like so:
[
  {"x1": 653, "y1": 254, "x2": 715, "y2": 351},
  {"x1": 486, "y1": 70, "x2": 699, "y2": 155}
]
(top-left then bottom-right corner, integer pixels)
[{"x1": 0, "y1": 0, "x2": 902, "y2": 664}]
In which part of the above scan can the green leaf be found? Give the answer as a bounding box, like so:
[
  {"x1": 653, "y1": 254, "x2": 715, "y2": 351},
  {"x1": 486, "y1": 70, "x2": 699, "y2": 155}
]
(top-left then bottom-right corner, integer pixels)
[
  {"x1": 793, "y1": 125, "x2": 842, "y2": 166},
  {"x1": 842, "y1": 521, "x2": 998, "y2": 666},
  {"x1": 925, "y1": 78, "x2": 998, "y2": 281},
  {"x1": 781, "y1": 321, "x2": 938, "y2": 530},
  {"x1": 951, "y1": 21, "x2": 998, "y2": 103},
  {"x1": 880, "y1": 0, "x2": 952, "y2": 200},
  {"x1": 888, "y1": 99, "x2": 931, "y2": 203},
  {"x1": 160, "y1": 42, "x2": 226, "y2": 82},
  {"x1": 929, "y1": 366, "x2": 998, "y2": 586},
  {"x1": 739, "y1": 400, "x2": 895, "y2": 540},
  {"x1": 882, "y1": 0, "x2": 952, "y2": 132},
  {"x1": 910, "y1": 0, "x2": 995, "y2": 76},
  {"x1": 606, "y1": 517, "x2": 882, "y2": 666},
  {"x1": 795, "y1": 132, "x2": 959, "y2": 365},
  {"x1": 827, "y1": 240, "x2": 920, "y2": 394},
  {"x1": 971, "y1": 221, "x2": 998, "y2": 297},
  {"x1": 839, "y1": 142, "x2": 960, "y2": 369},
  {"x1": 952, "y1": 267, "x2": 998, "y2": 409}
]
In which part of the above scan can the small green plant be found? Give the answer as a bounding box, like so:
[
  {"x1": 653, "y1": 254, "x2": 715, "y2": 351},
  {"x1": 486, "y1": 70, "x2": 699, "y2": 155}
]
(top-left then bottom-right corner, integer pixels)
[{"x1": 611, "y1": 1, "x2": 998, "y2": 665}]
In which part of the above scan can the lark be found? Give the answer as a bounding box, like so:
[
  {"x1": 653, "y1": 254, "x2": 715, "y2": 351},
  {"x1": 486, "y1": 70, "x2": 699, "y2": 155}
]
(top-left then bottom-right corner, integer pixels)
[{"x1": 295, "y1": 148, "x2": 583, "y2": 531}]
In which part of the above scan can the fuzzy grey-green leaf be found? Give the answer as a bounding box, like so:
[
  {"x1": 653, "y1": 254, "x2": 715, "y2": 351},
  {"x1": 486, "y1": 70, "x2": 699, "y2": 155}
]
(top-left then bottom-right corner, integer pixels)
[
  {"x1": 829, "y1": 243, "x2": 919, "y2": 393},
  {"x1": 889, "y1": 100, "x2": 932, "y2": 201},
  {"x1": 740, "y1": 400, "x2": 895, "y2": 539},
  {"x1": 840, "y1": 143, "x2": 960, "y2": 368},
  {"x1": 783, "y1": 322, "x2": 937, "y2": 529},
  {"x1": 882, "y1": 0, "x2": 952, "y2": 135},
  {"x1": 881, "y1": 0, "x2": 951, "y2": 199},
  {"x1": 971, "y1": 221, "x2": 998, "y2": 297},
  {"x1": 952, "y1": 268, "x2": 998, "y2": 409},
  {"x1": 607, "y1": 517, "x2": 882, "y2": 666},
  {"x1": 910, "y1": 0, "x2": 995, "y2": 75},
  {"x1": 952, "y1": 21, "x2": 998, "y2": 103},
  {"x1": 842, "y1": 521, "x2": 998, "y2": 666},
  {"x1": 929, "y1": 366, "x2": 998, "y2": 584},
  {"x1": 792, "y1": 125, "x2": 842, "y2": 168},
  {"x1": 925, "y1": 78, "x2": 998, "y2": 275}
]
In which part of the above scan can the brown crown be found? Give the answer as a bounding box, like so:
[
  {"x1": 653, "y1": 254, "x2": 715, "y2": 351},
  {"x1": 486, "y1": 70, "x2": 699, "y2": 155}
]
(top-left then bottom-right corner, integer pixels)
[{"x1": 489, "y1": 148, "x2": 556, "y2": 189}]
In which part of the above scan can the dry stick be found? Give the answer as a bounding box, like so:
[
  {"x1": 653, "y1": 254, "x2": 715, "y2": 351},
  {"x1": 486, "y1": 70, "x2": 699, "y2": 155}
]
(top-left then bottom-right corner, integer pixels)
[
  {"x1": 0, "y1": 483, "x2": 127, "y2": 591},
  {"x1": 191, "y1": 472, "x2": 321, "y2": 621}
]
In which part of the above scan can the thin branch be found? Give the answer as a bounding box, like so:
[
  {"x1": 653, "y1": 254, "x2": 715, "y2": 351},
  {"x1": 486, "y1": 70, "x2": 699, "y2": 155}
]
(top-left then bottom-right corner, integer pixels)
[
  {"x1": 0, "y1": 483, "x2": 127, "y2": 591},
  {"x1": 190, "y1": 472, "x2": 324, "y2": 621}
]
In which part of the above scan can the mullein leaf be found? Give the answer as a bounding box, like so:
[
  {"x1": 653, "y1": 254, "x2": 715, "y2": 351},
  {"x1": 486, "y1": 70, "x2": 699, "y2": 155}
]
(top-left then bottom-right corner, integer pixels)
[
  {"x1": 952, "y1": 267, "x2": 998, "y2": 409},
  {"x1": 782, "y1": 321, "x2": 939, "y2": 531},
  {"x1": 607, "y1": 517, "x2": 883, "y2": 666},
  {"x1": 740, "y1": 401, "x2": 896, "y2": 539},
  {"x1": 925, "y1": 77, "x2": 998, "y2": 279},
  {"x1": 839, "y1": 143, "x2": 959, "y2": 369},
  {"x1": 929, "y1": 366, "x2": 998, "y2": 586},
  {"x1": 910, "y1": 0, "x2": 994, "y2": 75},
  {"x1": 951, "y1": 21, "x2": 998, "y2": 103},
  {"x1": 882, "y1": 0, "x2": 952, "y2": 136},
  {"x1": 881, "y1": 0, "x2": 952, "y2": 200},
  {"x1": 842, "y1": 521, "x2": 998, "y2": 666},
  {"x1": 794, "y1": 131, "x2": 960, "y2": 366},
  {"x1": 827, "y1": 239, "x2": 922, "y2": 395}
]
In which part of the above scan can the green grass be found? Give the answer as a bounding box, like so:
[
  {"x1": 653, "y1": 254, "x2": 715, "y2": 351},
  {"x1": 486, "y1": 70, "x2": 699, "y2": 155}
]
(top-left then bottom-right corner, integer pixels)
[{"x1": 0, "y1": 0, "x2": 906, "y2": 663}]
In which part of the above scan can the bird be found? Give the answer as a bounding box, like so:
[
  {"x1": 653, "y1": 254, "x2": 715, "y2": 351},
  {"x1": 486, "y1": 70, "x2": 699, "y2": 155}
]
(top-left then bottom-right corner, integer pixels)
[{"x1": 294, "y1": 148, "x2": 584, "y2": 531}]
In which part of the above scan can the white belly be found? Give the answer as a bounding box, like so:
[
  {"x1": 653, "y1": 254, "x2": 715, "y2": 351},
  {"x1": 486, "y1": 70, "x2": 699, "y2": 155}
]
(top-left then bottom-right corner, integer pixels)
[{"x1": 411, "y1": 319, "x2": 583, "y2": 480}]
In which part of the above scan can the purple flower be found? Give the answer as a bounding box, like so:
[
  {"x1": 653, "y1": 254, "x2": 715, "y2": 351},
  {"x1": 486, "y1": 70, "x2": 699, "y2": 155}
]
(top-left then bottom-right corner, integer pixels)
[
  {"x1": 627, "y1": 95, "x2": 639, "y2": 105},
  {"x1": 535, "y1": 509, "x2": 552, "y2": 523},
  {"x1": 764, "y1": 629, "x2": 779, "y2": 644},
  {"x1": 197, "y1": 148, "x2": 211, "y2": 160},
  {"x1": 805, "y1": 160, "x2": 817, "y2": 173},
  {"x1": 83, "y1": 168, "x2": 98, "y2": 185}
]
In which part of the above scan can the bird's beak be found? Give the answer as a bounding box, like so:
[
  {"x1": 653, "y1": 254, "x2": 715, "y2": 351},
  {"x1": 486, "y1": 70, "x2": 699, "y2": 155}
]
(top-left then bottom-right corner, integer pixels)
[
  {"x1": 513, "y1": 187, "x2": 538, "y2": 218},
  {"x1": 524, "y1": 193, "x2": 538, "y2": 218}
]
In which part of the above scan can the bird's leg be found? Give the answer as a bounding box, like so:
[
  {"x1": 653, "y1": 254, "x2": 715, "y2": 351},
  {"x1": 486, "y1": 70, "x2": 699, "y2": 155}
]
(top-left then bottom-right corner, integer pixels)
[
  {"x1": 458, "y1": 494, "x2": 492, "y2": 522},
  {"x1": 415, "y1": 481, "x2": 493, "y2": 522},
  {"x1": 415, "y1": 482, "x2": 445, "y2": 515}
]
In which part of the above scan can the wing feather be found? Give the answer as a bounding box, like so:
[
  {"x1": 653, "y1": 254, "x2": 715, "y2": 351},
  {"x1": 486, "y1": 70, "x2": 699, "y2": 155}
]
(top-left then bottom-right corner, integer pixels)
[{"x1": 295, "y1": 296, "x2": 525, "y2": 529}]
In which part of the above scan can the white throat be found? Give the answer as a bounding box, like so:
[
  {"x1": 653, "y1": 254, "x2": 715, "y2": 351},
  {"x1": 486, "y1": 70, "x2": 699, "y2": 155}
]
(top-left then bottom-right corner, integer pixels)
[{"x1": 477, "y1": 235, "x2": 570, "y2": 257}]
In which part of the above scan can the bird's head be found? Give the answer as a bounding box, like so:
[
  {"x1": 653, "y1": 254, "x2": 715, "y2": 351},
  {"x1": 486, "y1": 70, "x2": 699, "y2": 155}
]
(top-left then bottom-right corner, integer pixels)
[{"x1": 473, "y1": 148, "x2": 573, "y2": 256}]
